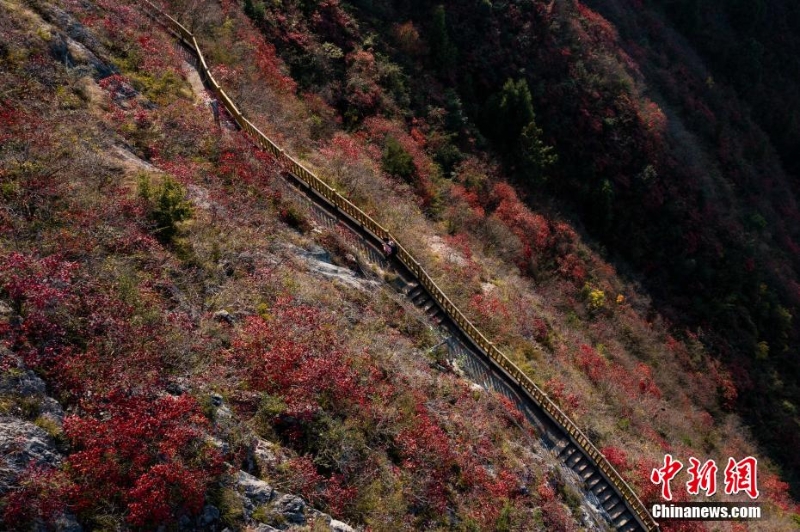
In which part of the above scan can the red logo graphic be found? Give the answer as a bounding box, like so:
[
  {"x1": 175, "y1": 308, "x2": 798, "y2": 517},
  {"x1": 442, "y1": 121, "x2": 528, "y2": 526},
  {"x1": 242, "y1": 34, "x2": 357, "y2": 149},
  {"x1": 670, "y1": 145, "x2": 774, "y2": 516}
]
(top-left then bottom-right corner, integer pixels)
[
  {"x1": 724, "y1": 457, "x2": 759, "y2": 499},
  {"x1": 650, "y1": 454, "x2": 683, "y2": 501},
  {"x1": 686, "y1": 457, "x2": 718, "y2": 496},
  {"x1": 650, "y1": 455, "x2": 759, "y2": 501}
]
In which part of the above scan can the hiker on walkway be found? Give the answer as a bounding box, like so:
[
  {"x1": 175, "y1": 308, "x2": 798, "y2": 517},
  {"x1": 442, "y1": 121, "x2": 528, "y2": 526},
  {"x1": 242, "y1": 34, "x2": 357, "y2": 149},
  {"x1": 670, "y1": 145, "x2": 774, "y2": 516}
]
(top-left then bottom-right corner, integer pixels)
[
  {"x1": 383, "y1": 238, "x2": 397, "y2": 259},
  {"x1": 210, "y1": 98, "x2": 220, "y2": 127}
]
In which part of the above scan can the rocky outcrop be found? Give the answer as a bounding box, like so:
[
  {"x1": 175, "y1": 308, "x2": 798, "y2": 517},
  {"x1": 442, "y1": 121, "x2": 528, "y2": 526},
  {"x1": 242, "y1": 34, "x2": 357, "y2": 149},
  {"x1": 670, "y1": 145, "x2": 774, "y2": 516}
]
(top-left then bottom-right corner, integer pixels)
[
  {"x1": 0, "y1": 418, "x2": 61, "y2": 494},
  {"x1": 0, "y1": 355, "x2": 67, "y2": 495},
  {"x1": 231, "y1": 470, "x2": 357, "y2": 531},
  {"x1": 288, "y1": 244, "x2": 379, "y2": 291},
  {"x1": 0, "y1": 352, "x2": 79, "y2": 531}
]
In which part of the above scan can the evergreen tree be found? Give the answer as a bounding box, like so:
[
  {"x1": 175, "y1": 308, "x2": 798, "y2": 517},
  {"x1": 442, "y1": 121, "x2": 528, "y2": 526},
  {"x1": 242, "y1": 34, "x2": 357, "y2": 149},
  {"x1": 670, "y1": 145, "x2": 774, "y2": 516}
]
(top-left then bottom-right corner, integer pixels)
[
  {"x1": 518, "y1": 121, "x2": 557, "y2": 184},
  {"x1": 430, "y1": 5, "x2": 457, "y2": 75},
  {"x1": 483, "y1": 78, "x2": 535, "y2": 147},
  {"x1": 382, "y1": 137, "x2": 416, "y2": 182}
]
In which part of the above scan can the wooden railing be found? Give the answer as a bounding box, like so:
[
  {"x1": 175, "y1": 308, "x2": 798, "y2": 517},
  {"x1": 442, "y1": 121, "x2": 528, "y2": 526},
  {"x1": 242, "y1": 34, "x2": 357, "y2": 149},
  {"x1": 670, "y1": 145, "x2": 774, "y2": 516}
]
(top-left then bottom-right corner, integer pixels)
[{"x1": 139, "y1": 2, "x2": 658, "y2": 529}]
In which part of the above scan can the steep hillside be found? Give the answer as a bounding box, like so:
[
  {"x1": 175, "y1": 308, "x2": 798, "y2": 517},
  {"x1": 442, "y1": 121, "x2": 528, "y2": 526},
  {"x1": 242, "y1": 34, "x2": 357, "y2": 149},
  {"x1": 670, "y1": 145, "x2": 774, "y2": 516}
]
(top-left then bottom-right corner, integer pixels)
[
  {"x1": 1, "y1": 0, "x2": 799, "y2": 531},
  {"x1": 0, "y1": 0, "x2": 613, "y2": 530},
  {"x1": 223, "y1": 0, "x2": 800, "y2": 499}
]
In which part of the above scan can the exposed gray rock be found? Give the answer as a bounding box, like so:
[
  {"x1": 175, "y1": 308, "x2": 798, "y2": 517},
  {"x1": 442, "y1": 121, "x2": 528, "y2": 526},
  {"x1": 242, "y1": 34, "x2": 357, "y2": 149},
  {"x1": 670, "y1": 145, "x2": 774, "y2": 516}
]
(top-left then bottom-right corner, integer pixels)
[
  {"x1": 273, "y1": 494, "x2": 306, "y2": 525},
  {"x1": 165, "y1": 381, "x2": 187, "y2": 396},
  {"x1": 50, "y1": 512, "x2": 83, "y2": 532},
  {"x1": 330, "y1": 519, "x2": 356, "y2": 532},
  {"x1": 303, "y1": 244, "x2": 332, "y2": 264},
  {"x1": 34, "y1": 3, "x2": 116, "y2": 78},
  {"x1": 0, "y1": 368, "x2": 46, "y2": 397},
  {"x1": 286, "y1": 244, "x2": 379, "y2": 291},
  {"x1": 236, "y1": 251, "x2": 258, "y2": 274},
  {"x1": 253, "y1": 525, "x2": 280, "y2": 532},
  {"x1": 186, "y1": 184, "x2": 226, "y2": 216},
  {"x1": 0, "y1": 418, "x2": 61, "y2": 493},
  {"x1": 213, "y1": 309, "x2": 235, "y2": 324},
  {"x1": 39, "y1": 396, "x2": 65, "y2": 424},
  {"x1": 178, "y1": 514, "x2": 192, "y2": 529},
  {"x1": 214, "y1": 401, "x2": 232, "y2": 422},
  {"x1": 232, "y1": 469, "x2": 357, "y2": 531},
  {"x1": 199, "y1": 505, "x2": 220, "y2": 526},
  {"x1": 237, "y1": 470, "x2": 275, "y2": 506},
  {"x1": 208, "y1": 436, "x2": 230, "y2": 456},
  {"x1": 253, "y1": 438, "x2": 280, "y2": 471},
  {"x1": 308, "y1": 510, "x2": 331, "y2": 526}
]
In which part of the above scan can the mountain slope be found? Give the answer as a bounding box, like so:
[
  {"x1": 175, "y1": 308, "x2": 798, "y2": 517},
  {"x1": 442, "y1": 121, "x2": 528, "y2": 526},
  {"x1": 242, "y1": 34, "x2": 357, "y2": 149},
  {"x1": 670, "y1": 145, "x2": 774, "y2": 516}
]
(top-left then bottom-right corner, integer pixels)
[
  {"x1": 1, "y1": 0, "x2": 799, "y2": 530},
  {"x1": 227, "y1": 0, "x2": 800, "y2": 500}
]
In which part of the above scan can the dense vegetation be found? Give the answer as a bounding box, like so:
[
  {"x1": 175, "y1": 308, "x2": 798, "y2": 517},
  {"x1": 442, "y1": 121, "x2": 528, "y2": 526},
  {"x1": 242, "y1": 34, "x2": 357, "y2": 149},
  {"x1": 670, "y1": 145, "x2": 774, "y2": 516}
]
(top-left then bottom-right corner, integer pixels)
[
  {"x1": 2, "y1": 0, "x2": 800, "y2": 530},
  {"x1": 0, "y1": 0, "x2": 591, "y2": 529},
  {"x1": 233, "y1": 0, "x2": 800, "y2": 498}
]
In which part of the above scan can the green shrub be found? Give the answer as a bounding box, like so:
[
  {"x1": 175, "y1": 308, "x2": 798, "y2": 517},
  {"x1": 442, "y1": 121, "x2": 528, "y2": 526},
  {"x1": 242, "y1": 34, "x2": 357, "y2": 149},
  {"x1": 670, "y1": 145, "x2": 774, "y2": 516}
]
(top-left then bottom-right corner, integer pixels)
[
  {"x1": 252, "y1": 504, "x2": 286, "y2": 527},
  {"x1": 382, "y1": 137, "x2": 416, "y2": 182},
  {"x1": 210, "y1": 486, "x2": 245, "y2": 527},
  {"x1": 34, "y1": 415, "x2": 66, "y2": 446},
  {"x1": 138, "y1": 174, "x2": 193, "y2": 243},
  {"x1": 253, "y1": 393, "x2": 288, "y2": 439}
]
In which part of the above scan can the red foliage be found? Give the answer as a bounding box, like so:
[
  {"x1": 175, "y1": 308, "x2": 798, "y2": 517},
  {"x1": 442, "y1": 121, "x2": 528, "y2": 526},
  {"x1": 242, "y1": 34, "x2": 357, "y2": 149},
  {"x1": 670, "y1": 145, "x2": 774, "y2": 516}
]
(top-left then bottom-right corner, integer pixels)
[
  {"x1": 395, "y1": 402, "x2": 455, "y2": 512},
  {"x1": 310, "y1": 0, "x2": 357, "y2": 44},
  {"x1": 321, "y1": 474, "x2": 358, "y2": 516},
  {"x1": 575, "y1": 2, "x2": 619, "y2": 46},
  {"x1": 0, "y1": 253, "x2": 79, "y2": 367},
  {"x1": 469, "y1": 293, "x2": 510, "y2": 321},
  {"x1": 228, "y1": 298, "x2": 366, "y2": 418},
  {"x1": 556, "y1": 252, "x2": 586, "y2": 283},
  {"x1": 320, "y1": 132, "x2": 364, "y2": 162},
  {"x1": 98, "y1": 74, "x2": 135, "y2": 102},
  {"x1": 634, "y1": 362, "x2": 663, "y2": 399},
  {"x1": 544, "y1": 378, "x2": 582, "y2": 415},
  {"x1": 449, "y1": 184, "x2": 485, "y2": 217},
  {"x1": 238, "y1": 26, "x2": 297, "y2": 92},
  {"x1": 0, "y1": 101, "x2": 23, "y2": 145},
  {"x1": 283, "y1": 455, "x2": 324, "y2": 503},
  {"x1": 496, "y1": 394, "x2": 525, "y2": 426},
  {"x1": 4, "y1": 393, "x2": 221, "y2": 528},
  {"x1": 135, "y1": 33, "x2": 181, "y2": 75},
  {"x1": 537, "y1": 476, "x2": 577, "y2": 531},
  {"x1": 708, "y1": 359, "x2": 738, "y2": 408},
  {"x1": 2, "y1": 466, "x2": 70, "y2": 526},
  {"x1": 601, "y1": 446, "x2": 630, "y2": 472},
  {"x1": 492, "y1": 182, "x2": 551, "y2": 256},
  {"x1": 469, "y1": 293, "x2": 513, "y2": 341},
  {"x1": 64, "y1": 392, "x2": 221, "y2": 526},
  {"x1": 760, "y1": 471, "x2": 797, "y2": 512},
  {"x1": 574, "y1": 344, "x2": 606, "y2": 383},
  {"x1": 363, "y1": 117, "x2": 433, "y2": 183},
  {"x1": 445, "y1": 233, "x2": 474, "y2": 260},
  {"x1": 345, "y1": 50, "x2": 383, "y2": 114},
  {"x1": 632, "y1": 457, "x2": 661, "y2": 502}
]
